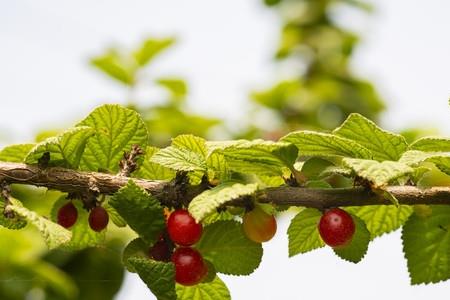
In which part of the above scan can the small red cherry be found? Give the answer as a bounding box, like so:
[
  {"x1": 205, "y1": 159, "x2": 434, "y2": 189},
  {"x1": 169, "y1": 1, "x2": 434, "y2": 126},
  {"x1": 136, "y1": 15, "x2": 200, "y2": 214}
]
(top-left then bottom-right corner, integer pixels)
[
  {"x1": 243, "y1": 206, "x2": 277, "y2": 243},
  {"x1": 88, "y1": 206, "x2": 109, "y2": 232},
  {"x1": 57, "y1": 202, "x2": 78, "y2": 228},
  {"x1": 318, "y1": 208, "x2": 355, "y2": 248},
  {"x1": 148, "y1": 236, "x2": 172, "y2": 262},
  {"x1": 167, "y1": 209, "x2": 202, "y2": 246},
  {"x1": 171, "y1": 247, "x2": 207, "y2": 286}
]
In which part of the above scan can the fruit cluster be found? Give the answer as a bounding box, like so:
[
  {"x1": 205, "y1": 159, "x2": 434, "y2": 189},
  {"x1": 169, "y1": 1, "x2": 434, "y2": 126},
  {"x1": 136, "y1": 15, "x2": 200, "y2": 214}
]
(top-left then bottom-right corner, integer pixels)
[{"x1": 57, "y1": 201, "x2": 109, "y2": 232}]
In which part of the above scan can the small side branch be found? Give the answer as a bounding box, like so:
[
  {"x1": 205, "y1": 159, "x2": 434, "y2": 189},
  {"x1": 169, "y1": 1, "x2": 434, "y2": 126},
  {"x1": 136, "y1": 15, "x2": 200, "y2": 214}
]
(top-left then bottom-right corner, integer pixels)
[{"x1": 0, "y1": 161, "x2": 449, "y2": 209}]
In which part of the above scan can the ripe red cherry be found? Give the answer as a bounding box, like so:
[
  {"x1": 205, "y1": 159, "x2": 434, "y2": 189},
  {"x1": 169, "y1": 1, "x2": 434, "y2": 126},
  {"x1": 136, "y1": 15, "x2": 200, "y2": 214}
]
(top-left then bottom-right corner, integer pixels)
[
  {"x1": 318, "y1": 208, "x2": 355, "y2": 248},
  {"x1": 171, "y1": 247, "x2": 207, "y2": 286},
  {"x1": 57, "y1": 202, "x2": 78, "y2": 228},
  {"x1": 148, "y1": 236, "x2": 172, "y2": 262},
  {"x1": 167, "y1": 209, "x2": 202, "y2": 246},
  {"x1": 88, "y1": 206, "x2": 109, "y2": 232},
  {"x1": 243, "y1": 206, "x2": 277, "y2": 243}
]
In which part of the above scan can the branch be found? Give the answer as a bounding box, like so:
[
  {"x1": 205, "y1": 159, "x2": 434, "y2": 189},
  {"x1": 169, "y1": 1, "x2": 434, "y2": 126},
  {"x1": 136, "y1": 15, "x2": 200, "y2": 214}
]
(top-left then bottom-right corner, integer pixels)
[{"x1": 0, "y1": 161, "x2": 449, "y2": 209}]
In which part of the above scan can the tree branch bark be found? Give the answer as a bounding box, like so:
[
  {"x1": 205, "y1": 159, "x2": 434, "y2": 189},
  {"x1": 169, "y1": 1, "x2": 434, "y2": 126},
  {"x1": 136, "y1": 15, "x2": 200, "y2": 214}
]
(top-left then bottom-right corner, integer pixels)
[{"x1": 1, "y1": 161, "x2": 449, "y2": 209}]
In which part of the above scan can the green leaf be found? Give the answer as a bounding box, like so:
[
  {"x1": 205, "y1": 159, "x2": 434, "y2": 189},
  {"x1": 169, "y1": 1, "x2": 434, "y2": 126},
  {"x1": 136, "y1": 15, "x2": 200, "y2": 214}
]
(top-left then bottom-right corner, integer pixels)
[
  {"x1": 172, "y1": 134, "x2": 207, "y2": 157},
  {"x1": 176, "y1": 275, "x2": 231, "y2": 300},
  {"x1": 206, "y1": 152, "x2": 230, "y2": 180},
  {"x1": 103, "y1": 201, "x2": 127, "y2": 227},
  {"x1": 122, "y1": 238, "x2": 149, "y2": 273},
  {"x1": 78, "y1": 104, "x2": 148, "y2": 172},
  {"x1": 151, "y1": 146, "x2": 207, "y2": 171},
  {"x1": 10, "y1": 202, "x2": 71, "y2": 249},
  {"x1": 91, "y1": 49, "x2": 135, "y2": 85},
  {"x1": 188, "y1": 182, "x2": 258, "y2": 222},
  {"x1": 156, "y1": 78, "x2": 187, "y2": 102},
  {"x1": 287, "y1": 208, "x2": 325, "y2": 257},
  {"x1": 402, "y1": 206, "x2": 450, "y2": 284},
  {"x1": 50, "y1": 197, "x2": 105, "y2": 250},
  {"x1": 333, "y1": 113, "x2": 408, "y2": 161},
  {"x1": 427, "y1": 156, "x2": 450, "y2": 176},
  {"x1": 410, "y1": 137, "x2": 450, "y2": 152},
  {"x1": 134, "y1": 146, "x2": 176, "y2": 180},
  {"x1": 281, "y1": 131, "x2": 372, "y2": 159},
  {"x1": 133, "y1": 37, "x2": 175, "y2": 66},
  {"x1": 343, "y1": 158, "x2": 413, "y2": 187},
  {"x1": 333, "y1": 215, "x2": 370, "y2": 263},
  {"x1": 196, "y1": 220, "x2": 263, "y2": 275},
  {"x1": 0, "y1": 196, "x2": 27, "y2": 229},
  {"x1": 301, "y1": 157, "x2": 334, "y2": 180},
  {"x1": 0, "y1": 144, "x2": 34, "y2": 162},
  {"x1": 207, "y1": 140, "x2": 297, "y2": 176},
  {"x1": 128, "y1": 256, "x2": 176, "y2": 300},
  {"x1": 25, "y1": 126, "x2": 95, "y2": 168},
  {"x1": 109, "y1": 180, "x2": 165, "y2": 244}
]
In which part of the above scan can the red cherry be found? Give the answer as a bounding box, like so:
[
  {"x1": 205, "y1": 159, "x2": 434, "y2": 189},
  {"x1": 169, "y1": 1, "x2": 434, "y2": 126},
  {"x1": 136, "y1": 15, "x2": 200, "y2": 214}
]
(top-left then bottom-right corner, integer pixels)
[
  {"x1": 57, "y1": 202, "x2": 78, "y2": 228},
  {"x1": 167, "y1": 209, "x2": 202, "y2": 246},
  {"x1": 88, "y1": 206, "x2": 109, "y2": 232},
  {"x1": 318, "y1": 208, "x2": 355, "y2": 248},
  {"x1": 171, "y1": 247, "x2": 207, "y2": 286},
  {"x1": 243, "y1": 206, "x2": 277, "y2": 243},
  {"x1": 148, "y1": 237, "x2": 172, "y2": 262}
]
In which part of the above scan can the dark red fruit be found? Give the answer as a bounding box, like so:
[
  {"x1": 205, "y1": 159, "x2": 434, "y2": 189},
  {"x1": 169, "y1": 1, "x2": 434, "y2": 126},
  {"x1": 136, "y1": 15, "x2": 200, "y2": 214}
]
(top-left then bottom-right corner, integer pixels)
[
  {"x1": 171, "y1": 247, "x2": 207, "y2": 286},
  {"x1": 318, "y1": 208, "x2": 355, "y2": 248},
  {"x1": 148, "y1": 237, "x2": 172, "y2": 262},
  {"x1": 57, "y1": 202, "x2": 78, "y2": 228},
  {"x1": 167, "y1": 209, "x2": 202, "y2": 246},
  {"x1": 88, "y1": 206, "x2": 109, "y2": 232}
]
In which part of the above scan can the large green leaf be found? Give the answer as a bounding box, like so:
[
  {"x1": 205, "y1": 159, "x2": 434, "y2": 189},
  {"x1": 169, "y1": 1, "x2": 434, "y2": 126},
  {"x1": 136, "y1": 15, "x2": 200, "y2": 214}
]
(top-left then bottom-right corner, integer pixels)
[
  {"x1": 196, "y1": 221, "x2": 263, "y2": 275},
  {"x1": 402, "y1": 206, "x2": 450, "y2": 284},
  {"x1": 151, "y1": 146, "x2": 207, "y2": 171},
  {"x1": 176, "y1": 275, "x2": 230, "y2": 300},
  {"x1": 333, "y1": 113, "x2": 407, "y2": 161},
  {"x1": 410, "y1": 137, "x2": 450, "y2": 152},
  {"x1": 0, "y1": 144, "x2": 34, "y2": 162},
  {"x1": 50, "y1": 197, "x2": 105, "y2": 250},
  {"x1": 128, "y1": 257, "x2": 176, "y2": 300},
  {"x1": 188, "y1": 182, "x2": 258, "y2": 222},
  {"x1": 345, "y1": 205, "x2": 413, "y2": 238},
  {"x1": 333, "y1": 215, "x2": 370, "y2": 263},
  {"x1": 25, "y1": 127, "x2": 94, "y2": 168},
  {"x1": 78, "y1": 104, "x2": 148, "y2": 172},
  {"x1": 9, "y1": 202, "x2": 71, "y2": 249},
  {"x1": 343, "y1": 158, "x2": 413, "y2": 187},
  {"x1": 134, "y1": 146, "x2": 176, "y2": 180},
  {"x1": 133, "y1": 37, "x2": 175, "y2": 66},
  {"x1": 109, "y1": 180, "x2": 164, "y2": 244},
  {"x1": 281, "y1": 131, "x2": 372, "y2": 159},
  {"x1": 207, "y1": 139, "x2": 297, "y2": 176},
  {"x1": 287, "y1": 208, "x2": 324, "y2": 257}
]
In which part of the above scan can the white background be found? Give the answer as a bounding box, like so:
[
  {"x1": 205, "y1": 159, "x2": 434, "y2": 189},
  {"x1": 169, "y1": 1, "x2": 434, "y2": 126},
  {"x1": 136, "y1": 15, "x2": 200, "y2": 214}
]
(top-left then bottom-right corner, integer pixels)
[{"x1": 1, "y1": 0, "x2": 449, "y2": 299}]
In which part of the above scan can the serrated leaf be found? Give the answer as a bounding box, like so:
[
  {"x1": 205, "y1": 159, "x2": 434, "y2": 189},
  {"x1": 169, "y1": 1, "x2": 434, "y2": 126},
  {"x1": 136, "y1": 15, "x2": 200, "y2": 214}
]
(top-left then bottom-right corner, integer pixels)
[
  {"x1": 123, "y1": 238, "x2": 149, "y2": 273},
  {"x1": 172, "y1": 135, "x2": 207, "y2": 157},
  {"x1": 402, "y1": 206, "x2": 450, "y2": 284},
  {"x1": 202, "y1": 211, "x2": 234, "y2": 225},
  {"x1": 196, "y1": 220, "x2": 263, "y2": 275},
  {"x1": 0, "y1": 196, "x2": 27, "y2": 229},
  {"x1": 78, "y1": 104, "x2": 148, "y2": 172},
  {"x1": 91, "y1": 49, "x2": 135, "y2": 85},
  {"x1": 176, "y1": 275, "x2": 230, "y2": 300},
  {"x1": 410, "y1": 137, "x2": 450, "y2": 152},
  {"x1": 206, "y1": 152, "x2": 230, "y2": 180},
  {"x1": 50, "y1": 197, "x2": 105, "y2": 250},
  {"x1": 128, "y1": 256, "x2": 176, "y2": 300},
  {"x1": 151, "y1": 146, "x2": 207, "y2": 171},
  {"x1": 134, "y1": 146, "x2": 176, "y2": 180},
  {"x1": 301, "y1": 157, "x2": 334, "y2": 180},
  {"x1": 333, "y1": 215, "x2": 370, "y2": 263},
  {"x1": 333, "y1": 113, "x2": 408, "y2": 161},
  {"x1": 103, "y1": 201, "x2": 127, "y2": 227},
  {"x1": 110, "y1": 180, "x2": 165, "y2": 244},
  {"x1": 133, "y1": 37, "x2": 175, "y2": 66},
  {"x1": 343, "y1": 158, "x2": 413, "y2": 187},
  {"x1": 10, "y1": 203, "x2": 71, "y2": 249},
  {"x1": 287, "y1": 208, "x2": 324, "y2": 257},
  {"x1": 281, "y1": 131, "x2": 372, "y2": 159},
  {"x1": 188, "y1": 182, "x2": 258, "y2": 222},
  {"x1": 25, "y1": 126, "x2": 94, "y2": 168},
  {"x1": 427, "y1": 156, "x2": 450, "y2": 176},
  {"x1": 0, "y1": 144, "x2": 34, "y2": 162},
  {"x1": 207, "y1": 139, "x2": 297, "y2": 176}
]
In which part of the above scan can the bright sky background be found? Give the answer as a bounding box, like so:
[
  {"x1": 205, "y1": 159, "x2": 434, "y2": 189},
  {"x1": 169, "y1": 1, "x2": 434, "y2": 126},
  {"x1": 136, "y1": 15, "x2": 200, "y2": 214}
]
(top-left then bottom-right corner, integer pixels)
[{"x1": 1, "y1": 0, "x2": 450, "y2": 299}]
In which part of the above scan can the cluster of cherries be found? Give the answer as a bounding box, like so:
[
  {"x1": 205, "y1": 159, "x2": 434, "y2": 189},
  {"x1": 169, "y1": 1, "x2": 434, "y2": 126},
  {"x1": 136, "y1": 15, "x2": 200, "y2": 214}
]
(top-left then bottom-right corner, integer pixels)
[
  {"x1": 149, "y1": 209, "x2": 207, "y2": 286},
  {"x1": 57, "y1": 201, "x2": 109, "y2": 232}
]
